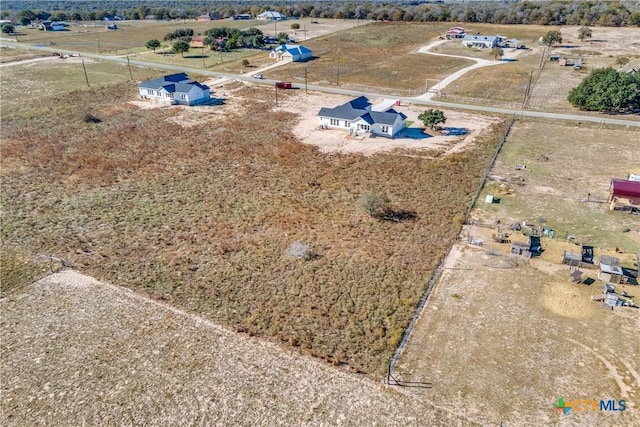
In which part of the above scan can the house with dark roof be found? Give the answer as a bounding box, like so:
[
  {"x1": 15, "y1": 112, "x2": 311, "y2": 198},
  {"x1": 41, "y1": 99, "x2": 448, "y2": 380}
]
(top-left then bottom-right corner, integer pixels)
[
  {"x1": 269, "y1": 44, "x2": 312, "y2": 62},
  {"x1": 138, "y1": 73, "x2": 210, "y2": 106},
  {"x1": 317, "y1": 96, "x2": 407, "y2": 138}
]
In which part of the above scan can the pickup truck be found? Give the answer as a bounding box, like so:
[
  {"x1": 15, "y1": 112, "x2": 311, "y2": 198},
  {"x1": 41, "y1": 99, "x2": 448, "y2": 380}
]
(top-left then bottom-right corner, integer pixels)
[{"x1": 275, "y1": 82, "x2": 292, "y2": 89}]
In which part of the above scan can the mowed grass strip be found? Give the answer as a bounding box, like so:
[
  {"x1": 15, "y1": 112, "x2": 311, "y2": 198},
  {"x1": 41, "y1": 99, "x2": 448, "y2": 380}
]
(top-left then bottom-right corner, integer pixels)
[{"x1": 1, "y1": 65, "x2": 503, "y2": 376}]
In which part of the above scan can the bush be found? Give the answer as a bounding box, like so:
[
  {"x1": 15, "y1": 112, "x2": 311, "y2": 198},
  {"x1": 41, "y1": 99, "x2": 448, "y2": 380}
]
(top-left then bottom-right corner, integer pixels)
[{"x1": 362, "y1": 192, "x2": 391, "y2": 218}]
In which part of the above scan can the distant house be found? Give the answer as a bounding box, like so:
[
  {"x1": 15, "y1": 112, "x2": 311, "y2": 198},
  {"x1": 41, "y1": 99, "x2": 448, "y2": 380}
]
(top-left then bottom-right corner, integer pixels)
[
  {"x1": 190, "y1": 36, "x2": 205, "y2": 48},
  {"x1": 445, "y1": 27, "x2": 465, "y2": 39},
  {"x1": 138, "y1": 73, "x2": 210, "y2": 106},
  {"x1": 462, "y1": 34, "x2": 503, "y2": 49},
  {"x1": 257, "y1": 11, "x2": 287, "y2": 21},
  {"x1": 196, "y1": 12, "x2": 222, "y2": 21},
  {"x1": 501, "y1": 38, "x2": 523, "y2": 48},
  {"x1": 269, "y1": 44, "x2": 312, "y2": 62},
  {"x1": 233, "y1": 14, "x2": 252, "y2": 20},
  {"x1": 39, "y1": 20, "x2": 68, "y2": 31},
  {"x1": 317, "y1": 96, "x2": 407, "y2": 139},
  {"x1": 609, "y1": 178, "x2": 640, "y2": 211}
]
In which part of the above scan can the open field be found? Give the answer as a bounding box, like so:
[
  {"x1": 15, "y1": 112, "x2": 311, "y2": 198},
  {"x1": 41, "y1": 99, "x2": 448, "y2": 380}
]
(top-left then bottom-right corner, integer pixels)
[
  {"x1": 0, "y1": 269, "x2": 476, "y2": 426},
  {"x1": 396, "y1": 117, "x2": 640, "y2": 425},
  {"x1": 0, "y1": 56, "x2": 504, "y2": 377},
  {"x1": 437, "y1": 25, "x2": 640, "y2": 116},
  {"x1": 473, "y1": 119, "x2": 640, "y2": 253}
]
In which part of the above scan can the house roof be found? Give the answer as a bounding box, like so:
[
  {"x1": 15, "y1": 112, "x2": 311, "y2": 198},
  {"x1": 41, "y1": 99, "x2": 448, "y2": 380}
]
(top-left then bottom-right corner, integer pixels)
[
  {"x1": 258, "y1": 11, "x2": 286, "y2": 18},
  {"x1": 463, "y1": 34, "x2": 500, "y2": 43},
  {"x1": 276, "y1": 44, "x2": 312, "y2": 55},
  {"x1": 610, "y1": 179, "x2": 640, "y2": 199},
  {"x1": 600, "y1": 264, "x2": 623, "y2": 275},
  {"x1": 139, "y1": 74, "x2": 208, "y2": 93},
  {"x1": 318, "y1": 96, "x2": 406, "y2": 127}
]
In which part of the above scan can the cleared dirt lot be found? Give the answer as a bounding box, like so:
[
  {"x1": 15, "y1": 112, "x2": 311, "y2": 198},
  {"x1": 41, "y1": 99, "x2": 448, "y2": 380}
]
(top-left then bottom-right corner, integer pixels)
[{"x1": 1, "y1": 270, "x2": 476, "y2": 426}]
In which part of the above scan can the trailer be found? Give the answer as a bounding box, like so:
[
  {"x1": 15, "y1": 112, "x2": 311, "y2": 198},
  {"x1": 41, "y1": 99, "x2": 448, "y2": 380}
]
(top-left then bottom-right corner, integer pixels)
[{"x1": 275, "y1": 82, "x2": 293, "y2": 89}]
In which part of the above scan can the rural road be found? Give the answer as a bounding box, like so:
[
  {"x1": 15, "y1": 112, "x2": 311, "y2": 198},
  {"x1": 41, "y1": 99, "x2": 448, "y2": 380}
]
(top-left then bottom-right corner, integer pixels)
[{"x1": 3, "y1": 40, "x2": 640, "y2": 127}]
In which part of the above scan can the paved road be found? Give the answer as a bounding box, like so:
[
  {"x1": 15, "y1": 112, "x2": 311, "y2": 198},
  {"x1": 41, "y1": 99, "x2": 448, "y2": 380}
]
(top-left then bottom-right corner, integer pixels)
[{"x1": 3, "y1": 40, "x2": 639, "y2": 128}]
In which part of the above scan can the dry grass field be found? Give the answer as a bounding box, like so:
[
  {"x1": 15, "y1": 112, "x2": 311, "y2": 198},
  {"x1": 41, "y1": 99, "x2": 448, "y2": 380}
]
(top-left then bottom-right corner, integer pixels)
[
  {"x1": 0, "y1": 57, "x2": 504, "y2": 377},
  {"x1": 438, "y1": 25, "x2": 640, "y2": 114},
  {"x1": 0, "y1": 269, "x2": 477, "y2": 426}
]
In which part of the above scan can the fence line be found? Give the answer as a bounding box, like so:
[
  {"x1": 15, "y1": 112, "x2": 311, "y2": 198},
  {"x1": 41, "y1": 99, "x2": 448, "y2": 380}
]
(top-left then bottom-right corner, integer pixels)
[{"x1": 387, "y1": 114, "x2": 516, "y2": 380}]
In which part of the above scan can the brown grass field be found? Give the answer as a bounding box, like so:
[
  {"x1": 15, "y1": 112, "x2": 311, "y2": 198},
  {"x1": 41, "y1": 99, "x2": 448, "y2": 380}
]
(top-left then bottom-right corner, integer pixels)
[
  {"x1": 2, "y1": 19, "x2": 640, "y2": 426},
  {"x1": 0, "y1": 56, "x2": 504, "y2": 377}
]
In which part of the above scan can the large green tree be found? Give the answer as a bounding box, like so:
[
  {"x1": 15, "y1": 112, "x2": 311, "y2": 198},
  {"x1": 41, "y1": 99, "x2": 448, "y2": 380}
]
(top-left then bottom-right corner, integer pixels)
[
  {"x1": 568, "y1": 67, "x2": 640, "y2": 113},
  {"x1": 172, "y1": 40, "x2": 190, "y2": 57},
  {"x1": 542, "y1": 30, "x2": 562, "y2": 47},
  {"x1": 418, "y1": 109, "x2": 447, "y2": 130},
  {"x1": 145, "y1": 39, "x2": 161, "y2": 52}
]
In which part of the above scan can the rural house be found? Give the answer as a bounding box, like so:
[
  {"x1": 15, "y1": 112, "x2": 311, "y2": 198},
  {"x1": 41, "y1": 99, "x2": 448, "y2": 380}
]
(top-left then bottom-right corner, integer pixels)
[
  {"x1": 269, "y1": 44, "x2": 312, "y2": 62},
  {"x1": 196, "y1": 12, "x2": 222, "y2": 21},
  {"x1": 257, "y1": 11, "x2": 287, "y2": 20},
  {"x1": 317, "y1": 96, "x2": 407, "y2": 138},
  {"x1": 138, "y1": 73, "x2": 210, "y2": 106},
  {"x1": 462, "y1": 34, "x2": 504, "y2": 49},
  {"x1": 609, "y1": 178, "x2": 640, "y2": 212},
  {"x1": 445, "y1": 27, "x2": 466, "y2": 39}
]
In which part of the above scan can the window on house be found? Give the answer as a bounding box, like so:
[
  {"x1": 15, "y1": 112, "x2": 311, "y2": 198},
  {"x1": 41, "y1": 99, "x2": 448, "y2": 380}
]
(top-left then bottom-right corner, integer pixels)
[
  {"x1": 330, "y1": 119, "x2": 339, "y2": 126},
  {"x1": 181, "y1": 94, "x2": 186, "y2": 99},
  {"x1": 358, "y1": 124, "x2": 370, "y2": 131},
  {"x1": 381, "y1": 126, "x2": 389, "y2": 133},
  {"x1": 344, "y1": 121, "x2": 349, "y2": 127},
  {"x1": 147, "y1": 89, "x2": 153, "y2": 95}
]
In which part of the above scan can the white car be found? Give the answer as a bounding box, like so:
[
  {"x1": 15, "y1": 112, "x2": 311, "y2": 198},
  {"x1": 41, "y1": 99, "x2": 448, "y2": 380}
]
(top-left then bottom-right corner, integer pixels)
[{"x1": 253, "y1": 74, "x2": 264, "y2": 79}]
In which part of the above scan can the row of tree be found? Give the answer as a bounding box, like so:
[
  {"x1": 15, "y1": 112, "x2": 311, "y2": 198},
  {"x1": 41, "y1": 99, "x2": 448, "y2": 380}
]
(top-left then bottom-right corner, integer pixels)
[{"x1": 5, "y1": 1, "x2": 640, "y2": 27}]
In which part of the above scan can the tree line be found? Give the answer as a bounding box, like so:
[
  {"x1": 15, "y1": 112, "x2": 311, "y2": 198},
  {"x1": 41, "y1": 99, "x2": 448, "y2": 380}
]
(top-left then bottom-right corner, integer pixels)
[{"x1": 5, "y1": 1, "x2": 640, "y2": 27}]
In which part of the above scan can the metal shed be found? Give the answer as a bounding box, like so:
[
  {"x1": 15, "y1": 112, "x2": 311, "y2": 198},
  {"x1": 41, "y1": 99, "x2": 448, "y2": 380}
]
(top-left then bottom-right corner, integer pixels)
[{"x1": 599, "y1": 263, "x2": 624, "y2": 284}]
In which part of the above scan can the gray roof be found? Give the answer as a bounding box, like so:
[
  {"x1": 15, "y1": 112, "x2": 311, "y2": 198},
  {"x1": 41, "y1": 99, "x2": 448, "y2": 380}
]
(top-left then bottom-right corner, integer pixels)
[
  {"x1": 139, "y1": 74, "x2": 208, "y2": 93},
  {"x1": 318, "y1": 96, "x2": 405, "y2": 126}
]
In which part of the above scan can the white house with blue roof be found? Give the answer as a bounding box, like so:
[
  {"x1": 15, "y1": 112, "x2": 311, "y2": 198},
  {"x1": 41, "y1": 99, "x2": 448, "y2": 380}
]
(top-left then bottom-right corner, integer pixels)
[
  {"x1": 138, "y1": 73, "x2": 211, "y2": 106},
  {"x1": 270, "y1": 44, "x2": 313, "y2": 62},
  {"x1": 317, "y1": 96, "x2": 407, "y2": 139}
]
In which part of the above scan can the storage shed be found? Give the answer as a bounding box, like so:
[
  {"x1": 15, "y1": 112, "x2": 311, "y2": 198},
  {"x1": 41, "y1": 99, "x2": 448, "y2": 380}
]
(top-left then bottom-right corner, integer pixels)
[{"x1": 599, "y1": 263, "x2": 624, "y2": 284}]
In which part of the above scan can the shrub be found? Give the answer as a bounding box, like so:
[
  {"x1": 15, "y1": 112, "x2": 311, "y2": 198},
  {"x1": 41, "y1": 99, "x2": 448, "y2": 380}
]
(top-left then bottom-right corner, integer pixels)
[{"x1": 362, "y1": 192, "x2": 391, "y2": 218}]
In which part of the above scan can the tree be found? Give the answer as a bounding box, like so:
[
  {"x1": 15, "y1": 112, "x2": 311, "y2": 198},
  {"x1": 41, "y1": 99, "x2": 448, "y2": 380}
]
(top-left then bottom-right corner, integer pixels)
[
  {"x1": 542, "y1": 30, "x2": 562, "y2": 47},
  {"x1": 19, "y1": 10, "x2": 36, "y2": 25},
  {"x1": 145, "y1": 39, "x2": 161, "y2": 52},
  {"x1": 362, "y1": 193, "x2": 391, "y2": 219},
  {"x1": 241, "y1": 59, "x2": 250, "y2": 67},
  {"x1": 490, "y1": 47, "x2": 504, "y2": 60},
  {"x1": 290, "y1": 23, "x2": 300, "y2": 30},
  {"x1": 172, "y1": 40, "x2": 190, "y2": 57},
  {"x1": 568, "y1": 67, "x2": 640, "y2": 113},
  {"x1": 418, "y1": 109, "x2": 447, "y2": 130},
  {"x1": 578, "y1": 26, "x2": 592, "y2": 42},
  {"x1": 1, "y1": 23, "x2": 15, "y2": 34}
]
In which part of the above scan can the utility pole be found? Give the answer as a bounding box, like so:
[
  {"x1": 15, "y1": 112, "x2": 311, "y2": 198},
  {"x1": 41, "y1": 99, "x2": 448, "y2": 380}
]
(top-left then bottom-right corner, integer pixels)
[
  {"x1": 275, "y1": 84, "x2": 278, "y2": 106},
  {"x1": 126, "y1": 55, "x2": 133, "y2": 80},
  {"x1": 201, "y1": 47, "x2": 205, "y2": 68},
  {"x1": 336, "y1": 64, "x2": 339, "y2": 87},
  {"x1": 96, "y1": 37, "x2": 101, "y2": 53},
  {"x1": 81, "y1": 58, "x2": 90, "y2": 87},
  {"x1": 304, "y1": 66, "x2": 308, "y2": 94}
]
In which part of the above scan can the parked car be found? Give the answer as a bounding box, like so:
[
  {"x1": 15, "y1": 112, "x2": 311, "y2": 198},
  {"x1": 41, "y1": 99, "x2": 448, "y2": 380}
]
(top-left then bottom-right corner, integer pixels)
[{"x1": 253, "y1": 74, "x2": 264, "y2": 79}]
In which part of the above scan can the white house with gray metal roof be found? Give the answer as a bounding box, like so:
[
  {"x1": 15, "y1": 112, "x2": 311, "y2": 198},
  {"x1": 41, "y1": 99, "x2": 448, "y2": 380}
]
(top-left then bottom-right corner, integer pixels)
[
  {"x1": 317, "y1": 96, "x2": 407, "y2": 138},
  {"x1": 138, "y1": 73, "x2": 210, "y2": 106},
  {"x1": 462, "y1": 34, "x2": 504, "y2": 49}
]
